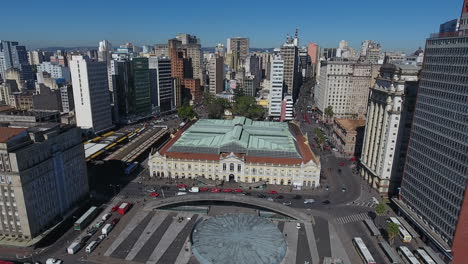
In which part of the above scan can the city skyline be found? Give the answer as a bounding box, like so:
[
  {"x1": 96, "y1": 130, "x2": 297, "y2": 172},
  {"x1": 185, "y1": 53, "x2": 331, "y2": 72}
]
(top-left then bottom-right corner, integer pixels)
[{"x1": 1, "y1": 0, "x2": 461, "y2": 51}]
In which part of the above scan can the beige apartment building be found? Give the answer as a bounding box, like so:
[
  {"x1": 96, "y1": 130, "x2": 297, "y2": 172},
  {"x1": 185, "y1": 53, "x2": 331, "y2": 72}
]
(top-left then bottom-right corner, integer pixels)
[{"x1": 0, "y1": 125, "x2": 88, "y2": 239}]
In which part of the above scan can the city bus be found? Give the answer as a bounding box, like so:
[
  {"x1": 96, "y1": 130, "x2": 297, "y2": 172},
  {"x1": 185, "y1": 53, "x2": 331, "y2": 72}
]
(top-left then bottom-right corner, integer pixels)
[
  {"x1": 124, "y1": 162, "x2": 139, "y2": 175},
  {"x1": 378, "y1": 241, "x2": 402, "y2": 264},
  {"x1": 352, "y1": 237, "x2": 376, "y2": 264},
  {"x1": 415, "y1": 249, "x2": 436, "y2": 264},
  {"x1": 389, "y1": 217, "x2": 412, "y2": 243},
  {"x1": 74, "y1": 206, "x2": 98, "y2": 230},
  {"x1": 397, "y1": 246, "x2": 421, "y2": 264},
  {"x1": 363, "y1": 219, "x2": 381, "y2": 237}
]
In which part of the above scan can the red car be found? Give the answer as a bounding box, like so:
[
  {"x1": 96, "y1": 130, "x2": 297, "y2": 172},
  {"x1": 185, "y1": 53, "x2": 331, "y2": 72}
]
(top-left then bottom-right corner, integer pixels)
[
  {"x1": 211, "y1": 188, "x2": 221, "y2": 193},
  {"x1": 234, "y1": 188, "x2": 243, "y2": 193},
  {"x1": 111, "y1": 205, "x2": 119, "y2": 212},
  {"x1": 149, "y1": 192, "x2": 159, "y2": 197},
  {"x1": 350, "y1": 157, "x2": 357, "y2": 162},
  {"x1": 268, "y1": 190, "x2": 278, "y2": 194},
  {"x1": 177, "y1": 184, "x2": 187, "y2": 188},
  {"x1": 339, "y1": 162, "x2": 345, "y2": 166},
  {"x1": 111, "y1": 218, "x2": 120, "y2": 225},
  {"x1": 199, "y1": 187, "x2": 209, "y2": 192},
  {"x1": 222, "y1": 188, "x2": 232, "y2": 193}
]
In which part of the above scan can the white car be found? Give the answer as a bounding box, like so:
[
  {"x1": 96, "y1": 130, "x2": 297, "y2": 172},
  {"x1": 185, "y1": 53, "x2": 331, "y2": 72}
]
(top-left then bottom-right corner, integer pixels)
[
  {"x1": 46, "y1": 259, "x2": 63, "y2": 264},
  {"x1": 176, "y1": 192, "x2": 187, "y2": 196},
  {"x1": 296, "y1": 223, "x2": 301, "y2": 229},
  {"x1": 304, "y1": 199, "x2": 315, "y2": 204},
  {"x1": 332, "y1": 148, "x2": 338, "y2": 152}
]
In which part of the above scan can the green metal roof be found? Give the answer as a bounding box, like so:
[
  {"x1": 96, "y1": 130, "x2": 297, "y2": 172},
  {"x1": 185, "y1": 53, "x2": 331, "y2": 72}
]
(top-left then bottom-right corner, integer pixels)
[{"x1": 169, "y1": 117, "x2": 301, "y2": 158}]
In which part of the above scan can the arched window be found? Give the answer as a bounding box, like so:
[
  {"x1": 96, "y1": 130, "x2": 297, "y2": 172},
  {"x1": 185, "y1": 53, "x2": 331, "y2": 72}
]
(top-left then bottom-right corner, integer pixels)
[{"x1": 230, "y1": 163, "x2": 234, "y2": 171}]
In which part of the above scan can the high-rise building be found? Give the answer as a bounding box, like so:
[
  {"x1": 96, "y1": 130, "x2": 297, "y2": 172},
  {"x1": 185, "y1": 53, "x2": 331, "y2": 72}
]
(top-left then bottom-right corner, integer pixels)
[
  {"x1": 154, "y1": 44, "x2": 169, "y2": 57},
  {"x1": 148, "y1": 57, "x2": 174, "y2": 113},
  {"x1": 360, "y1": 40, "x2": 381, "y2": 63},
  {"x1": 315, "y1": 60, "x2": 375, "y2": 119},
  {"x1": 360, "y1": 64, "x2": 419, "y2": 198},
  {"x1": 98, "y1": 40, "x2": 112, "y2": 63},
  {"x1": 0, "y1": 125, "x2": 88, "y2": 239},
  {"x1": 227, "y1": 37, "x2": 249, "y2": 71},
  {"x1": 299, "y1": 46, "x2": 311, "y2": 80},
  {"x1": 70, "y1": 55, "x2": 113, "y2": 133},
  {"x1": 36, "y1": 62, "x2": 71, "y2": 83},
  {"x1": 257, "y1": 52, "x2": 271, "y2": 80},
  {"x1": 111, "y1": 57, "x2": 152, "y2": 123},
  {"x1": 280, "y1": 95, "x2": 293, "y2": 122},
  {"x1": 394, "y1": 4, "x2": 468, "y2": 262},
  {"x1": 208, "y1": 56, "x2": 224, "y2": 94},
  {"x1": 27, "y1": 50, "x2": 43, "y2": 65},
  {"x1": 268, "y1": 56, "x2": 284, "y2": 118},
  {"x1": 215, "y1": 43, "x2": 225, "y2": 57},
  {"x1": 0, "y1": 41, "x2": 33, "y2": 85},
  {"x1": 280, "y1": 35, "x2": 299, "y2": 101},
  {"x1": 176, "y1": 33, "x2": 200, "y2": 45}
]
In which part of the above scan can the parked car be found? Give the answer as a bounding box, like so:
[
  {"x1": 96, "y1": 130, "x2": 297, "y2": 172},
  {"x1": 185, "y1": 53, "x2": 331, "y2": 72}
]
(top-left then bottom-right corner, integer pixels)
[
  {"x1": 322, "y1": 200, "x2": 331, "y2": 205},
  {"x1": 176, "y1": 192, "x2": 187, "y2": 195},
  {"x1": 211, "y1": 188, "x2": 221, "y2": 193},
  {"x1": 283, "y1": 201, "x2": 292, "y2": 206},
  {"x1": 234, "y1": 188, "x2": 243, "y2": 193},
  {"x1": 111, "y1": 218, "x2": 120, "y2": 225},
  {"x1": 268, "y1": 190, "x2": 278, "y2": 194},
  {"x1": 149, "y1": 192, "x2": 159, "y2": 197},
  {"x1": 267, "y1": 197, "x2": 274, "y2": 202},
  {"x1": 296, "y1": 223, "x2": 301, "y2": 229},
  {"x1": 111, "y1": 205, "x2": 119, "y2": 212},
  {"x1": 257, "y1": 194, "x2": 266, "y2": 198},
  {"x1": 325, "y1": 185, "x2": 330, "y2": 191},
  {"x1": 304, "y1": 199, "x2": 315, "y2": 204},
  {"x1": 339, "y1": 162, "x2": 345, "y2": 166},
  {"x1": 222, "y1": 189, "x2": 232, "y2": 193},
  {"x1": 341, "y1": 187, "x2": 347, "y2": 192},
  {"x1": 199, "y1": 187, "x2": 210, "y2": 192},
  {"x1": 102, "y1": 213, "x2": 112, "y2": 221},
  {"x1": 177, "y1": 184, "x2": 187, "y2": 188},
  {"x1": 293, "y1": 195, "x2": 302, "y2": 200}
]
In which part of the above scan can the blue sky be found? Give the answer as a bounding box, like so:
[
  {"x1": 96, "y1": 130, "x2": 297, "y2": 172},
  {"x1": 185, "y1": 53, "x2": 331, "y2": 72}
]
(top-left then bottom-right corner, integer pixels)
[{"x1": 1, "y1": 0, "x2": 462, "y2": 52}]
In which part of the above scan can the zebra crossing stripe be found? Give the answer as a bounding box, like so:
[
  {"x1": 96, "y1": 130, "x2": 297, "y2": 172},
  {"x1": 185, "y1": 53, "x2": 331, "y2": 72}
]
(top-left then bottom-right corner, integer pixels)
[{"x1": 335, "y1": 213, "x2": 370, "y2": 224}]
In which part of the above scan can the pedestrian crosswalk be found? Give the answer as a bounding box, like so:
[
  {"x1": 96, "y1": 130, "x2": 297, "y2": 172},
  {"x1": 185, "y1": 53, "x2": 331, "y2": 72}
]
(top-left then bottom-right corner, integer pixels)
[
  {"x1": 334, "y1": 212, "x2": 370, "y2": 224},
  {"x1": 347, "y1": 201, "x2": 377, "y2": 208}
]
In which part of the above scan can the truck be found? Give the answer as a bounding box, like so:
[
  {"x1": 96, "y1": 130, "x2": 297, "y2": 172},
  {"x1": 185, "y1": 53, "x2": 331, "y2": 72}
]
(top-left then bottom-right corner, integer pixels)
[
  {"x1": 67, "y1": 241, "x2": 81, "y2": 254},
  {"x1": 102, "y1": 213, "x2": 112, "y2": 221},
  {"x1": 102, "y1": 223, "x2": 113, "y2": 235},
  {"x1": 118, "y1": 202, "x2": 132, "y2": 215}
]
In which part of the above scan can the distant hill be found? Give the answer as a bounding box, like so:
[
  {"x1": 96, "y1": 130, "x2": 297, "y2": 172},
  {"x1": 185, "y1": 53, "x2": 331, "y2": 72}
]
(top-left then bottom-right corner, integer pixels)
[
  {"x1": 39, "y1": 46, "x2": 275, "y2": 53},
  {"x1": 202, "y1": 47, "x2": 274, "y2": 53}
]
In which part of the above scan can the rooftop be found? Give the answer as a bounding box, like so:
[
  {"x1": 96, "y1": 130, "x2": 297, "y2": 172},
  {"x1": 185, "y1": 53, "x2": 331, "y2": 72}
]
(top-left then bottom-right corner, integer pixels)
[
  {"x1": 335, "y1": 119, "x2": 366, "y2": 132},
  {"x1": 159, "y1": 117, "x2": 318, "y2": 165},
  {"x1": 191, "y1": 214, "x2": 286, "y2": 264},
  {"x1": 0, "y1": 127, "x2": 26, "y2": 143}
]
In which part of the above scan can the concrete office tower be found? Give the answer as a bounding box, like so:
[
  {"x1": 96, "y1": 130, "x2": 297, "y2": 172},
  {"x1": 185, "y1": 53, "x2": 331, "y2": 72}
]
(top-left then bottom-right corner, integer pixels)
[
  {"x1": 27, "y1": 50, "x2": 43, "y2": 65},
  {"x1": 183, "y1": 42, "x2": 204, "y2": 85},
  {"x1": 215, "y1": 43, "x2": 225, "y2": 57},
  {"x1": 360, "y1": 64, "x2": 419, "y2": 198},
  {"x1": 280, "y1": 36, "x2": 299, "y2": 101},
  {"x1": 60, "y1": 85, "x2": 74, "y2": 113},
  {"x1": 227, "y1": 37, "x2": 249, "y2": 71},
  {"x1": 268, "y1": 56, "x2": 284, "y2": 118},
  {"x1": 36, "y1": 62, "x2": 71, "y2": 83},
  {"x1": 0, "y1": 41, "x2": 33, "y2": 85},
  {"x1": 245, "y1": 54, "x2": 261, "y2": 91},
  {"x1": 70, "y1": 55, "x2": 113, "y2": 133},
  {"x1": 176, "y1": 33, "x2": 200, "y2": 45},
  {"x1": 360, "y1": 40, "x2": 381, "y2": 63},
  {"x1": 148, "y1": 57, "x2": 174, "y2": 113},
  {"x1": 315, "y1": 60, "x2": 375, "y2": 119},
  {"x1": 98, "y1": 40, "x2": 112, "y2": 62},
  {"x1": 208, "y1": 56, "x2": 224, "y2": 94},
  {"x1": 0, "y1": 125, "x2": 88, "y2": 239},
  {"x1": 280, "y1": 95, "x2": 293, "y2": 122},
  {"x1": 298, "y1": 46, "x2": 311, "y2": 80},
  {"x1": 307, "y1": 43, "x2": 319, "y2": 78},
  {"x1": 257, "y1": 52, "x2": 271, "y2": 80},
  {"x1": 395, "y1": 4, "x2": 468, "y2": 262},
  {"x1": 154, "y1": 44, "x2": 169, "y2": 57},
  {"x1": 112, "y1": 57, "x2": 152, "y2": 123}
]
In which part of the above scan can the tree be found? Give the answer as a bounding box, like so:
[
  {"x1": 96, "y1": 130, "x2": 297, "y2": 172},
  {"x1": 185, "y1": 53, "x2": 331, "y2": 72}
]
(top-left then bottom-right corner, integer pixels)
[
  {"x1": 387, "y1": 222, "x2": 400, "y2": 245},
  {"x1": 203, "y1": 91, "x2": 215, "y2": 106},
  {"x1": 375, "y1": 203, "x2": 386, "y2": 216},
  {"x1": 324, "y1": 105, "x2": 334, "y2": 119},
  {"x1": 177, "y1": 105, "x2": 197, "y2": 121},
  {"x1": 232, "y1": 95, "x2": 265, "y2": 120},
  {"x1": 207, "y1": 100, "x2": 225, "y2": 119},
  {"x1": 314, "y1": 128, "x2": 326, "y2": 148}
]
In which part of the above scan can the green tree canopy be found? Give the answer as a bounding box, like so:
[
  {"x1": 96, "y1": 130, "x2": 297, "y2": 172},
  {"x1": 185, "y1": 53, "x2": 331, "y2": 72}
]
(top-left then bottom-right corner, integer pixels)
[
  {"x1": 324, "y1": 105, "x2": 334, "y2": 118},
  {"x1": 375, "y1": 203, "x2": 386, "y2": 216},
  {"x1": 314, "y1": 128, "x2": 326, "y2": 147},
  {"x1": 387, "y1": 222, "x2": 400, "y2": 245},
  {"x1": 232, "y1": 95, "x2": 265, "y2": 120},
  {"x1": 177, "y1": 105, "x2": 197, "y2": 121},
  {"x1": 207, "y1": 98, "x2": 231, "y2": 119}
]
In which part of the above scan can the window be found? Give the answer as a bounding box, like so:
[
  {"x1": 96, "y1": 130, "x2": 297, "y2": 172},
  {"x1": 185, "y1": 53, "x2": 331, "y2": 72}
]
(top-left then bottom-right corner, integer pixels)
[
  {"x1": 230, "y1": 163, "x2": 234, "y2": 171},
  {"x1": 237, "y1": 164, "x2": 241, "y2": 172},
  {"x1": 223, "y1": 164, "x2": 226, "y2": 171}
]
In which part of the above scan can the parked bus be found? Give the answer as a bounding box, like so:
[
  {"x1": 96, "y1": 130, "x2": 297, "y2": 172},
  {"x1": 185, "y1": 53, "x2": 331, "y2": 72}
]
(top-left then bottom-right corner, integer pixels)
[
  {"x1": 124, "y1": 162, "x2": 139, "y2": 175},
  {"x1": 74, "y1": 207, "x2": 98, "y2": 230},
  {"x1": 389, "y1": 217, "x2": 412, "y2": 243},
  {"x1": 363, "y1": 219, "x2": 381, "y2": 237},
  {"x1": 378, "y1": 241, "x2": 402, "y2": 264},
  {"x1": 352, "y1": 237, "x2": 376, "y2": 264},
  {"x1": 398, "y1": 246, "x2": 421, "y2": 264},
  {"x1": 415, "y1": 249, "x2": 436, "y2": 264}
]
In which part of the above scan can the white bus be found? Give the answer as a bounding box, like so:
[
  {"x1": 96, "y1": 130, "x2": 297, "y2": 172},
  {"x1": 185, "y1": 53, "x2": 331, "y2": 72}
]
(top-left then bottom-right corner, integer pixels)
[
  {"x1": 415, "y1": 249, "x2": 436, "y2": 264},
  {"x1": 389, "y1": 217, "x2": 412, "y2": 243},
  {"x1": 398, "y1": 246, "x2": 421, "y2": 264},
  {"x1": 352, "y1": 237, "x2": 376, "y2": 264},
  {"x1": 85, "y1": 241, "x2": 99, "y2": 254}
]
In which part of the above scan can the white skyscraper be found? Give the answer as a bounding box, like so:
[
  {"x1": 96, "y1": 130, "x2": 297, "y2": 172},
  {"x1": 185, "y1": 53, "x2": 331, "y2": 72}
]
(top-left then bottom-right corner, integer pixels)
[
  {"x1": 268, "y1": 56, "x2": 284, "y2": 118},
  {"x1": 70, "y1": 55, "x2": 113, "y2": 133}
]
